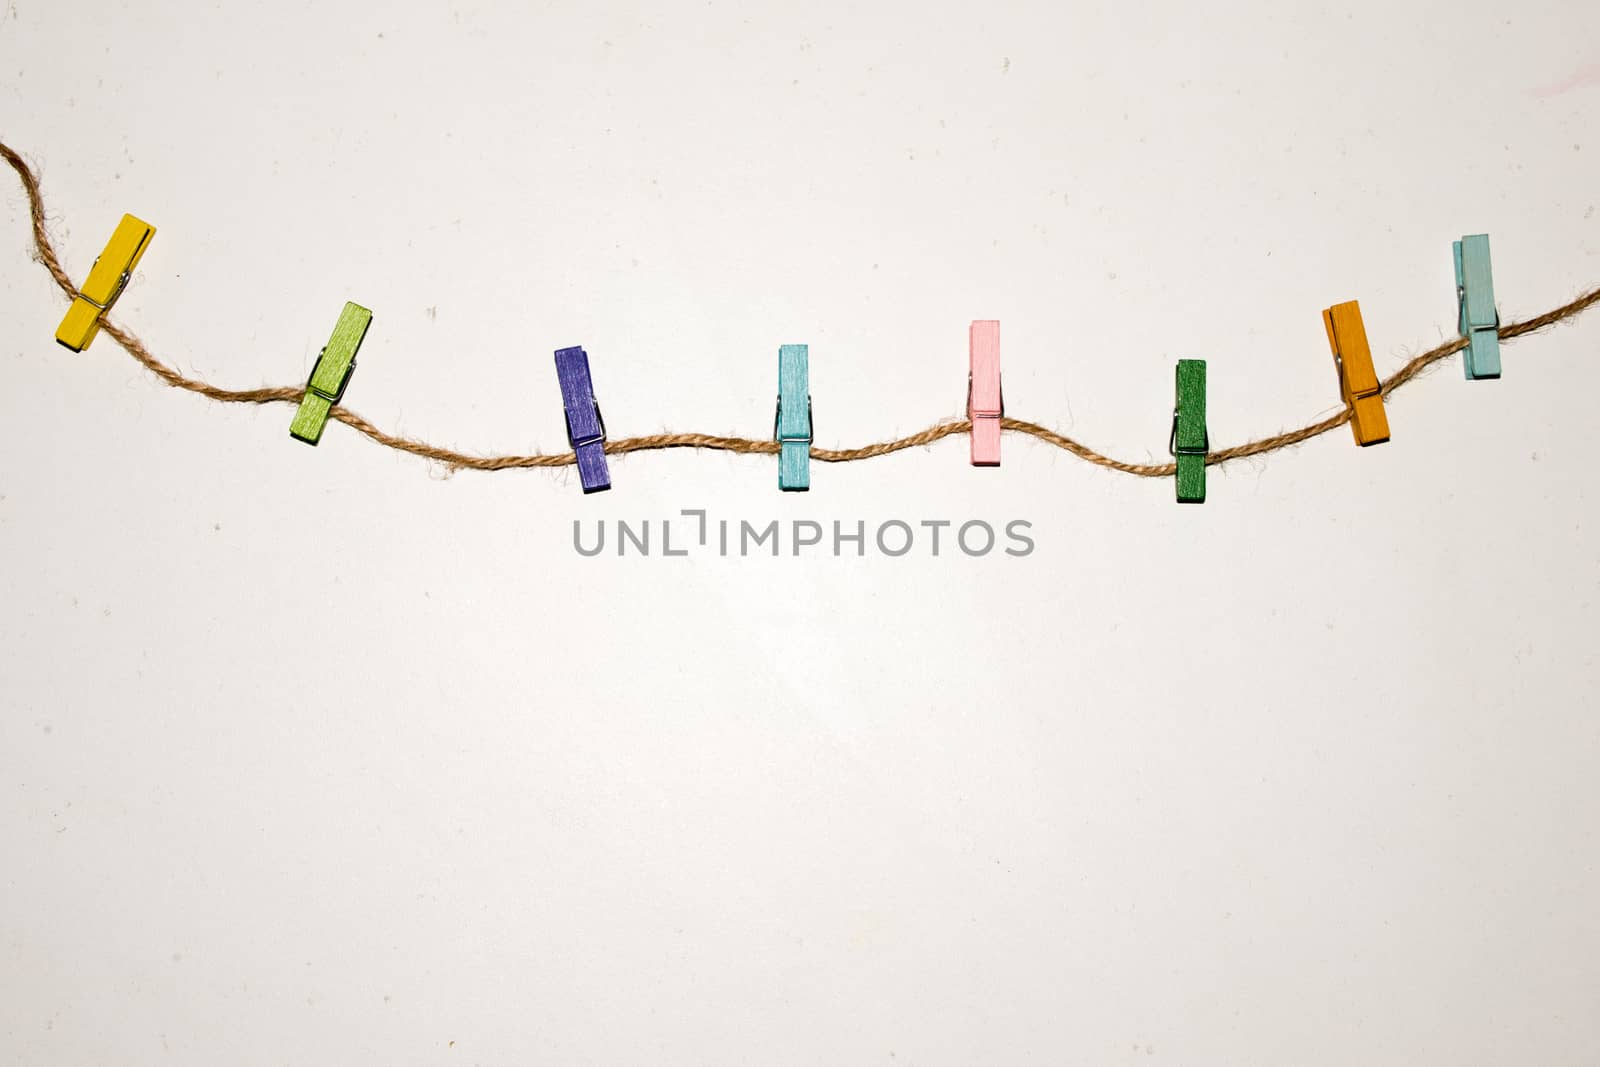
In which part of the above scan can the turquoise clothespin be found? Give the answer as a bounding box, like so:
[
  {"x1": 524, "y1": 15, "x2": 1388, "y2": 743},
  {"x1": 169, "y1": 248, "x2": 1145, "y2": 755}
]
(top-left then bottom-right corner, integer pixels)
[
  {"x1": 1171, "y1": 359, "x2": 1207, "y2": 504},
  {"x1": 774, "y1": 343, "x2": 811, "y2": 491},
  {"x1": 1454, "y1": 234, "x2": 1501, "y2": 380}
]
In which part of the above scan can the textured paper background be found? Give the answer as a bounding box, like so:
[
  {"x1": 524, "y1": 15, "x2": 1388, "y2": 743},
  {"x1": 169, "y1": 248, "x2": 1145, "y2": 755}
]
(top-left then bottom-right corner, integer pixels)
[{"x1": 2, "y1": 1, "x2": 1598, "y2": 1063}]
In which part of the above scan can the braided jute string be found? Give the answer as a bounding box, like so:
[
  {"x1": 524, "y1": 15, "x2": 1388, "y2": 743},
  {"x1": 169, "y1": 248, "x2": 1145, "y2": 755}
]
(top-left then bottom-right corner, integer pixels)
[{"x1": 6, "y1": 141, "x2": 1599, "y2": 479}]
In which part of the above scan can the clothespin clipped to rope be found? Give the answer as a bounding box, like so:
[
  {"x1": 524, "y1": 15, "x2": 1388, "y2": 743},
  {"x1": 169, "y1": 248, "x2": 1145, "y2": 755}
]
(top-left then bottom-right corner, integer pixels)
[
  {"x1": 1322, "y1": 300, "x2": 1390, "y2": 446},
  {"x1": 968, "y1": 320, "x2": 1002, "y2": 466},
  {"x1": 290, "y1": 302, "x2": 372, "y2": 445},
  {"x1": 554, "y1": 345, "x2": 610, "y2": 493},
  {"x1": 55, "y1": 214, "x2": 155, "y2": 352},
  {"x1": 775, "y1": 343, "x2": 812, "y2": 491},
  {"x1": 1171, "y1": 359, "x2": 1208, "y2": 503},
  {"x1": 1454, "y1": 234, "x2": 1501, "y2": 380}
]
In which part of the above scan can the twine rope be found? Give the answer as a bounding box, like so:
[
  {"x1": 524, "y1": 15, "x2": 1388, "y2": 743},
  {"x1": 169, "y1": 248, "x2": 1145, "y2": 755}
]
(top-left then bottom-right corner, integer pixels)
[{"x1": 5, "y1": 140, "x2": 1599, "y2": 479}]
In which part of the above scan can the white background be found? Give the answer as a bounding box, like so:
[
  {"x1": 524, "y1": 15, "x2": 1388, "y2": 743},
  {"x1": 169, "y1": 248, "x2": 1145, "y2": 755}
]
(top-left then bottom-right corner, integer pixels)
[{"x1": 3, "y1": 1, "x2": 1598, "y2": 1063}]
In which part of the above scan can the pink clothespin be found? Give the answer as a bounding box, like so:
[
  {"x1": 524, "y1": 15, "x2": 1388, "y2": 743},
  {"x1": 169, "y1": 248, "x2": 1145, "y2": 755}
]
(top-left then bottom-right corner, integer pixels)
[{"x1": 968, "y1": 319, "x2": 1002, "y2": 466}]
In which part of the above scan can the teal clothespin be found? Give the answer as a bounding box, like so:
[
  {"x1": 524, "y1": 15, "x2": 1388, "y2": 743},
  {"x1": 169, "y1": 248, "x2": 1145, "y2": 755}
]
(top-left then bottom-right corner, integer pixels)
[
  {"x1": 1454, "y1": 234, "x2": 1501, "y2": 380},
  {"x1": 1170, "y1": 359, "x2": 1207, "y2": 504},
  {"x1": 774, "y1": 343, "x2": 812, "y2": 491},
  {"x1": 290, "y1": 301, "x2": 373, "y2": 445}
]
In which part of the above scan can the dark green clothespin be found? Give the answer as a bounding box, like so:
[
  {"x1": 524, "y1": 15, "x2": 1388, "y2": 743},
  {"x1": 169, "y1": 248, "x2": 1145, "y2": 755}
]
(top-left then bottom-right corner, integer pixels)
[
  {"x1": 290, "y1": 301, "x2": 372, "y2": 445},
  {"x1": 1170, "y1": 359, "x2": 1208, "y2": 504}
]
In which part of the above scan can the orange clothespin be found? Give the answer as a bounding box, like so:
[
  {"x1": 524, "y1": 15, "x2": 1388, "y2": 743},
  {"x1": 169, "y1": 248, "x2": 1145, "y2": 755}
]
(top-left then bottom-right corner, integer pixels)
[{"x1": 1322, "y1": 300, "x2": 1390, "y2": 446}]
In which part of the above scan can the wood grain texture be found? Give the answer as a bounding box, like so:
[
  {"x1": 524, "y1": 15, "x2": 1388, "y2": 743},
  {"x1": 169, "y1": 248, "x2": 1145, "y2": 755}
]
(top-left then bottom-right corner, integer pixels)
[
  {"x1": 1173, "y1": 359, "x2": 1207, "y2": 503},
  {"x1": 554, "y1": 345, "x2": 611, "y2": 493},
  {"x1": 1322, "y1": 301, "x2": 1391, "y2": 446},
  {"x1": 968, "y1": 320, "x2": 1001, "y2": 466},
  {"x1": 1455, "y1": 234, "x2": 1502, "y2": 380},
  {"x1": 54, "y1": 213, "x2": 154, "y2": 352},
  {"x1": 288, "y1": 394, "x2": 334, "y2": 444},
  {"x1": 290, "y1": 301, "x2": 372, "y2": 445},
  {"x1": 55, "y1": 299, "x2": 104, "y2": 353},
  {"x1": 776, "y1": 343, "x2": 811, "y2": 491}
]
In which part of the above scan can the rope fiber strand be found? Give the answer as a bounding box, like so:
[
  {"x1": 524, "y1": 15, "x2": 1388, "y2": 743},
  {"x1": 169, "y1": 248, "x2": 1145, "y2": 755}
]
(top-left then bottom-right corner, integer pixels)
[{"x1": 6, "y1": 140, "x2": 1599, "y2": 479}]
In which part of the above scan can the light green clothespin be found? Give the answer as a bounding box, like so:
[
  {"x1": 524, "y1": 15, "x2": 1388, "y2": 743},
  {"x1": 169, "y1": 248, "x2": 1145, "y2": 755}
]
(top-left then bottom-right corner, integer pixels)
[{"x1": 290, "y1": 302, "x2": 372, "y2": 445}]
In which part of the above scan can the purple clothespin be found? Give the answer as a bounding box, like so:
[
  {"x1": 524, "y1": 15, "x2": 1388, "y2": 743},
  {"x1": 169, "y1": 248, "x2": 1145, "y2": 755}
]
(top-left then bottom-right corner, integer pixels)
[{"x1": 554, "y1": 345, "x2": 610, "y2": 493}]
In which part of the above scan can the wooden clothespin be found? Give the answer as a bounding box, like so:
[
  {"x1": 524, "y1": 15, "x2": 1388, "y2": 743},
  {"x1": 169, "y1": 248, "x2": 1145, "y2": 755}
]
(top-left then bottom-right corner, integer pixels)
[
  {"x1": 1322, "y1": 300, "x2": 1390, "y2": 446},
  {"x1": 290, "y1": 302, "x2": 373, "y2": 445},
  {"x1": 55, "y1": 214, "x2": 156, "y2": 352},
  {"x1": 555, "y1": 345, "x2": 610, "y2": 493},
  {"x1": 775, "y1": 343, "x2": 812, "y2": 491},
  {"x1": 1171, "y1": 359, "x2": 1208, "y2": 503},
  {"x1": 1454, "y1": 234, "x2": 1501, "y2": 380},
  {"x1": 968, "y1": 320, "x2": 1002, "y2": 466}
]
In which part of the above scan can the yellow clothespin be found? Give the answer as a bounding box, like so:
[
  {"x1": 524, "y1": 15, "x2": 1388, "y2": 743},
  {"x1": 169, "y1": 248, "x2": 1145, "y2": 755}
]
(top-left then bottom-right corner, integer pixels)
[
  {"x1": 55, "y1": 214, "x2": 156, "y2": 352},
  {"x1": 1322, "y1": 300, "x2": 1390, "y2": 446}
]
